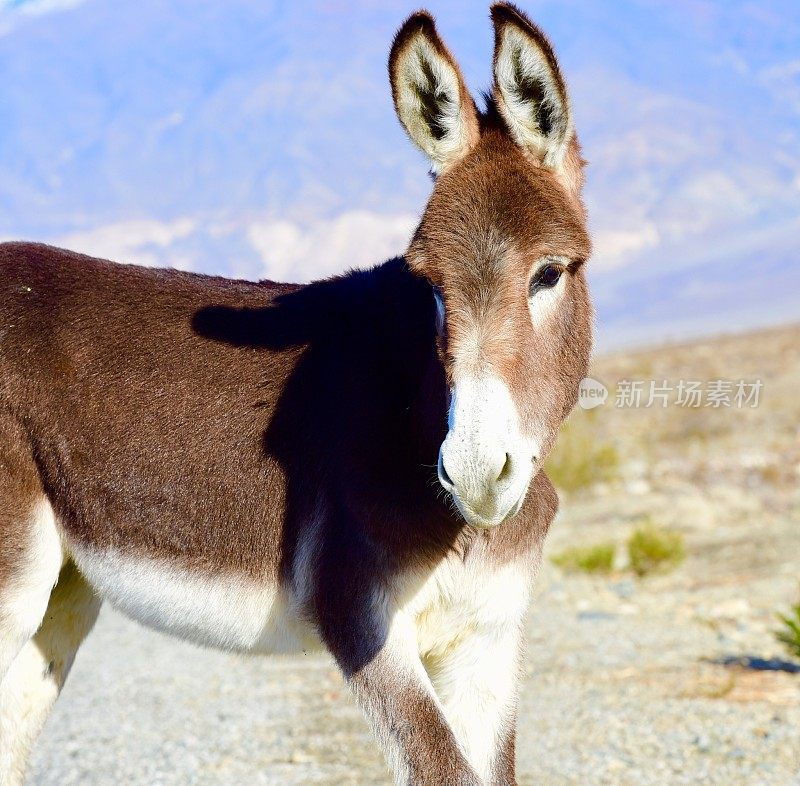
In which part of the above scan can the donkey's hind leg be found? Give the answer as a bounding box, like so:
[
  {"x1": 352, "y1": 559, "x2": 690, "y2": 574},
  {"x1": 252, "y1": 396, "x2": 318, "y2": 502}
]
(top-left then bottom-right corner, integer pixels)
[
  {"x1": 0, "y1": 561, "x2": 100, "y2": 785},
  {"x1": 0, "y1": 416, "x2": 99, "y2": 786}
]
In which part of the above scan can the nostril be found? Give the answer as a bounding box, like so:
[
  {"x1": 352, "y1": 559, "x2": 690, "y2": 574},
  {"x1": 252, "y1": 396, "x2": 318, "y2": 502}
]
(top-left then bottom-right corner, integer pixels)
[
  {"x1": 496, "y1": 452, "x2": 513, "y2": 484},
  {"x1": 438, "y1": 455, "x2": 455, "y2": 489}
]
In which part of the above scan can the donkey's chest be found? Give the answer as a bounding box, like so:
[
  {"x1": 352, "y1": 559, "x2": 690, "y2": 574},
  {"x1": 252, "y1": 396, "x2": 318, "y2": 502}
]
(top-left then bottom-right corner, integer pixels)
[{"x1": 404, "y1": 556, "x2": 532, "y2": 660}]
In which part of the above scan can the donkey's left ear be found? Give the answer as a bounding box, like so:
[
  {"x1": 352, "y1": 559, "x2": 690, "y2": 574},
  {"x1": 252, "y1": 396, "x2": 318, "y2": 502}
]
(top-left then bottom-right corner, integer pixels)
[
  {"x1": 389, "y1": 11, "x2": 480, "y2": 173},
  {"x1": 491, "y1": 3, "x2": 572, "y2": 171}
]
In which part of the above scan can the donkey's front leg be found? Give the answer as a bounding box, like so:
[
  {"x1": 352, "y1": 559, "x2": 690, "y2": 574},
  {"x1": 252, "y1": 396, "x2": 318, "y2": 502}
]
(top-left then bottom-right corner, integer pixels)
[
  {"x1": 424, "y1": 623, "x2": 523, "y2": 786},
  {"x1": 317, "y1": 589, "x2": 482, "y2": 785}
]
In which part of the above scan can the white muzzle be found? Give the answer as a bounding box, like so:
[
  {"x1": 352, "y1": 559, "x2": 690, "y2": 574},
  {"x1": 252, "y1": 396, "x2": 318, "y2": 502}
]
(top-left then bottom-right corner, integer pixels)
[{"x1": 437, "y1": 374, "x2": 537, "y2": 528}]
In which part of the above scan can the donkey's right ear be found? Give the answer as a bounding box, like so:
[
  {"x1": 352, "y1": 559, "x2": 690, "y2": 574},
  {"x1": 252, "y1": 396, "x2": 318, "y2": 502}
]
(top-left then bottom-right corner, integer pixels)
[{"x1": 389, "y1": 11, "x2": 479, "y2": 173}]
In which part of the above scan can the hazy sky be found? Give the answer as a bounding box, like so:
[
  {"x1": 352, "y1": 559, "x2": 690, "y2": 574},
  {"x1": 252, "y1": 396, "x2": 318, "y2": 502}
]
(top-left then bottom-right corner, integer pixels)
[{"x1": 1, "y1": 0, "x2": 798, "y2": 349}]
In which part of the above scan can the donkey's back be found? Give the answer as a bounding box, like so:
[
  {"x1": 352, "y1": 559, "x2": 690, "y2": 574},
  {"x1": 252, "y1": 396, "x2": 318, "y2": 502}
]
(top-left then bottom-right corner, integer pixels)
[{"x1": 0, "y1": 241, "x2": 298, "y2": 575}]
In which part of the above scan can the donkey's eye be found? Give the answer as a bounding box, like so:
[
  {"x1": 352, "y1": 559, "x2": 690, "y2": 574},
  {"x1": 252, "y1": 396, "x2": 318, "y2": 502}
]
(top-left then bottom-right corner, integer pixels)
[{"x1": 529, "y1": 264, "x2": 564, "y2": 296}]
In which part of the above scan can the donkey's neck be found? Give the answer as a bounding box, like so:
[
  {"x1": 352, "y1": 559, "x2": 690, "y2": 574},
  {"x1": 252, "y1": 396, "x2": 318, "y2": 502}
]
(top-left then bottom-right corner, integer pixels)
[{"x1": 194, "y1": 257, "x2": 456, "y2": 555}]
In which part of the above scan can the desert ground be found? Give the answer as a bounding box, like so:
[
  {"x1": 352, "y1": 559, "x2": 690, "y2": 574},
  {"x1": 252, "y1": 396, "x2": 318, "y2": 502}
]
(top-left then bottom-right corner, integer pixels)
[{"x1": 28, "y1": 323, "x2": 800, "y2": 785}]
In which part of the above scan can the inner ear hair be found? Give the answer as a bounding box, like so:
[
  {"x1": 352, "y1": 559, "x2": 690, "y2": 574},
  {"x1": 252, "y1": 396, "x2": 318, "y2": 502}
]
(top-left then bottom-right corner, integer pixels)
[
  {"x1": 491, "y1": 2, "x2": 572, "y2": 170},
  {"x1": 389, "y1": 11, "x2": 479, "y2": 172},
  {"x1": 415, "y1": 57, "x2": 451, "y2": 141},
  {"x1": 508, "y1": 46, "x2": 554, "y2": 136}
]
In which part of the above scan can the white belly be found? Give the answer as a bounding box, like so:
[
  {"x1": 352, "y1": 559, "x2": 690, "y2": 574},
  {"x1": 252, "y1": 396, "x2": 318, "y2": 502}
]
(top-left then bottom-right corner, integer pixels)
[{"x1": 68, "y1": 544, "x2": 322, "y2": 655}]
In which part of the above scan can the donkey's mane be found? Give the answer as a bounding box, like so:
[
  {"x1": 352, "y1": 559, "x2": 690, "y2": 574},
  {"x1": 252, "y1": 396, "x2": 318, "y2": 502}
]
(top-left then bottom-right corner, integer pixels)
[{"x1": 478, "y1": 92, "x2": 507, "y2": 132}]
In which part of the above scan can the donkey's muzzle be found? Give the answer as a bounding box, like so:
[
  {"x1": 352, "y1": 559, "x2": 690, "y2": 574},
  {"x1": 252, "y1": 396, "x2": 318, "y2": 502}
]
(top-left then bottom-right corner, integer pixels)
[{"x1": 437, "y1": 446, "x2": 533, "y2": 528}]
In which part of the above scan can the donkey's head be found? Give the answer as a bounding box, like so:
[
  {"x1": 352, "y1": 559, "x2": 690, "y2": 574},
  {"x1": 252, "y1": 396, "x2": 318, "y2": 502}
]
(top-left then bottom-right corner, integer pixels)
[{"x1": 390, "y1": 4, "x2": 592, "y2": 528}]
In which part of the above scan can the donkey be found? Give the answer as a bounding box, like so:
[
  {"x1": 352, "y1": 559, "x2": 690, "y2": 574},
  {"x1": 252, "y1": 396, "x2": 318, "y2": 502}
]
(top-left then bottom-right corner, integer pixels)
[{"x1": 0, "y1": 4, "x2": 591, "y2": 785}]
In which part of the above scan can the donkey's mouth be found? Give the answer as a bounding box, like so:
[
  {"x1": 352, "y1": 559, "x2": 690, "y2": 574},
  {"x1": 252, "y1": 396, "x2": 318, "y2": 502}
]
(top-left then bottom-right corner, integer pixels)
[
  {"x1": 437, "y1": 450, "x2": 534, "y2": 529},
  {"x1": 437, "y1": 452, "x2": 530, "y2": 528},
  {"x1": 451, "y1": 490, "x2": 527, "y2": 529}
]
